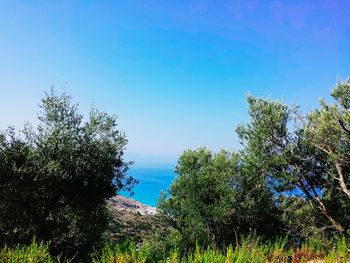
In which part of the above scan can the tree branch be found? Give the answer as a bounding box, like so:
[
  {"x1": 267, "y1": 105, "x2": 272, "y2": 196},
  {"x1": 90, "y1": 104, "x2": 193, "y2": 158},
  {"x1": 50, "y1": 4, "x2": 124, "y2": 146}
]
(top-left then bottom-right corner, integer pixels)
[
  {"x1": 296, "y1": 179, "x2": 344, "y2": 233},
  {"x1": 338, "y1": 119, "x2": 350, "y2": 136}
]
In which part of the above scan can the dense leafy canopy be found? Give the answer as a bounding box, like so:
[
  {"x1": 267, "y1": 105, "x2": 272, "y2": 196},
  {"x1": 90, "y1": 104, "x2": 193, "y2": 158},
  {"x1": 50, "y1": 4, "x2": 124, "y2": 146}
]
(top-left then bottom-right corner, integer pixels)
[
  {"x1": 158, "y1": 148, "x2": 281, "y2": 249},
  {"x1": 0, "y1": 90, "x2": 136, "y2": 260},
  {"x1": 237, "y1": 78, "x2": 350, "y2": 236}
]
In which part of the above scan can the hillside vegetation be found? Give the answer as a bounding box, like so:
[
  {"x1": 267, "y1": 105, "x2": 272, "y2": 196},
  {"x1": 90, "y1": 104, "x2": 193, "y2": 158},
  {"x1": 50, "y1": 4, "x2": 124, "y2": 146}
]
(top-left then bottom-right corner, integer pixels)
[{"x1": 1, "y1": 78, "x2": 350, "y2": 262}]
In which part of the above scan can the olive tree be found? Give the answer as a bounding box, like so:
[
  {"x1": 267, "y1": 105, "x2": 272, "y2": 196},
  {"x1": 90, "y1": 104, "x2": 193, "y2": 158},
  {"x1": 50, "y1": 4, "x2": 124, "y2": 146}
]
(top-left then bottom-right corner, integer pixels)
[
  {"x1": 158, "y1": 148, "x2": 280, "y2": 250},
  {"x1": 0, "y1": 89, "x2": 136, "y2": 260},
  {"x1": 237, "y1": 79, "x2": 350, "y2": 236}
]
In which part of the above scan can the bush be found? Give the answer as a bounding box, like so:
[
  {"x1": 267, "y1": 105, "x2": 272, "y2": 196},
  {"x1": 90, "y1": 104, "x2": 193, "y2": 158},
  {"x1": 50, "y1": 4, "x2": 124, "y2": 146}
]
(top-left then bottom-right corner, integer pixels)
[{"x1": 0, "y1": 240, "x2": 57, "y2": 263}]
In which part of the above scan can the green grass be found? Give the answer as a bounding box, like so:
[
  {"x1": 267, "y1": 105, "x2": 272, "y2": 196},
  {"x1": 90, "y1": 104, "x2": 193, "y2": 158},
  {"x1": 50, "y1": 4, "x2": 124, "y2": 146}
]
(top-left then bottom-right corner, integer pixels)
[
  {"x1": 90, "y1": 237, "x2": 350, "y2": 262},
  {"x1": 1, "y1": 237, "x2": 349, "y2": 263},
  {"x1": 0, "y1": 241, "x2": 58, "y2": 263}
]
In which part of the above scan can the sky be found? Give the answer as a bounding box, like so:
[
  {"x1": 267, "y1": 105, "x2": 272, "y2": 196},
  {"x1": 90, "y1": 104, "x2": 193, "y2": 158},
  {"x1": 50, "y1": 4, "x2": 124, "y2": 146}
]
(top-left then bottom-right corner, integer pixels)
[{"x1": 0, "y1": 0, "x2": 349, "y2": 164}]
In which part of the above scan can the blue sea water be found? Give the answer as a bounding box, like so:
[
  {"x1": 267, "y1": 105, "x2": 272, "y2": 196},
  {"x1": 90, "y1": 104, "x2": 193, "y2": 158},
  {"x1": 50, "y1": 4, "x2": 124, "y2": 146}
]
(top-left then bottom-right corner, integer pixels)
[{"x1": 120, "y1": 165, "x2": 176, "y2": 207}]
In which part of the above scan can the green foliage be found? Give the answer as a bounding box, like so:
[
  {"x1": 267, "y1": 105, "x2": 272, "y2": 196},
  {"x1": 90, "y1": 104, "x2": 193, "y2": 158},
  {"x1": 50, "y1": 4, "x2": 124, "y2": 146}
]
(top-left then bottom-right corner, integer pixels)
[
  {"x1": 158, "y1": 148, "x2": 280, "y2": 249},
  {"x1": 331, "y1": 78, "x2": 350, "y2": 109},
  {"x1": 0, "y1": 240, "x2": 58, "y2": 263},
  {"x1": 3, "y1": 78, "x2": 350, "y2": 260},
  {"x1": 157, "y1": 77, "x2": 350, "y2": 250},
  {"x1": 277, "y1": 195, "x2": 321, "y2": 239},
  {"x1": 305, "y1": 78, "x2": 350, "y2": 227},
  {"x1": 5, "y1": 236, "x2": 347, "y2": 263},
  {"x1": 89, "y1": 235, "x2": 350, "y2": 263},
  {"x1": 236, "y1": 81, "x2": 350, "y2": 236},
  {"x1": 0, "y1": 89, "x2": 136, "y2": 260},
  {"x1": 159, "y1": 148, "x2": 239, "y2": 248}
]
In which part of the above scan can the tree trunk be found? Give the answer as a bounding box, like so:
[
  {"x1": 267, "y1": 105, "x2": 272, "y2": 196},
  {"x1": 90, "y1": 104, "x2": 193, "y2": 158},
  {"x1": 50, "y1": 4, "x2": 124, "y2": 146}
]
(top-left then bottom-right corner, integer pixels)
[
  {"x1": 335, "y1": 162, "x2": 350, "y2": 200},
  {"x1": 297, "y1": 180, "x2": 345, "y2": 233}
]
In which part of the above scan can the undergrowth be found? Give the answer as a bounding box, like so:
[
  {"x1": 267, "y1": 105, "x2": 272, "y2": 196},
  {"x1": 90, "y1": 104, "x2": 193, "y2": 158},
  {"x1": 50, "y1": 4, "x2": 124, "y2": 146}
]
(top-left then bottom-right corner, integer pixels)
[{"x1": 1, "y1": 236, "x2": 349, "y2": 263}]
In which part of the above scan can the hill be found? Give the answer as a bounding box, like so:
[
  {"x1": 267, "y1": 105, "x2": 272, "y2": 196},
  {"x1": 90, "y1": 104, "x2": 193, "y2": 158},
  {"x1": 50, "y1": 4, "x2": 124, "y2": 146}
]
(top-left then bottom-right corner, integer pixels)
[{"x1": 107, "y1": 196, "x2": 167, "y2": 241}]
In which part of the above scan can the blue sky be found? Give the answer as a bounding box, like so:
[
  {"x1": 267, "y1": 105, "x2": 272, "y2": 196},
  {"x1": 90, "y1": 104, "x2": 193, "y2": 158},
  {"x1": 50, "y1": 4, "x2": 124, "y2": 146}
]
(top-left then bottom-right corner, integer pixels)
[{"x1": 0, "y1": 1, "x2": 349, "y2": 163}]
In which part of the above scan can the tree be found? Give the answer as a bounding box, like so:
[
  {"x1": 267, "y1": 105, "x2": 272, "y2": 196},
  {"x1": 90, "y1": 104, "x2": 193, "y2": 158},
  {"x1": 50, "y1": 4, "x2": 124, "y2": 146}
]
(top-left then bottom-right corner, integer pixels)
[
  {"x1": 306, "y1": 78, "x2": 350, "y2": 200},
  {"x1": 158, "y1": 148, "x2": 280, "y2": 250},
  {"x1": 0, "y1": 89, "x2": 136, "y2": 260},
  {"x1": 236, "y1": 80, "x2": 350, "y2": 236}
]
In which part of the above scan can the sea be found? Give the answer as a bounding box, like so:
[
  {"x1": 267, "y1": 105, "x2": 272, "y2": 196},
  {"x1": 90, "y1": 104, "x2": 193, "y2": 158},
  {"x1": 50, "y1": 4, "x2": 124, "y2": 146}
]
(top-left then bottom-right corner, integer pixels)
[
  {"x1": 119, "y1": 164, "x2": 307, "y2": 207},
  {"x1": 120, "y1": 165, "x2": 176, "y2": 207}
]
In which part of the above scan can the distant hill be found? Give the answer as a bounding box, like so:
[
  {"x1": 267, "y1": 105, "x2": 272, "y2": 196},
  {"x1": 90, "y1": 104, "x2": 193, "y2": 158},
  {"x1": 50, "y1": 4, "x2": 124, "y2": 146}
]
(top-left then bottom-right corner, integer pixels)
[
  {"x1": 109, "y1": 195, "x2": 157, "y2": 215},
  {"x1": 107, "y1": 195, "x2": 168, "y2": 241}
]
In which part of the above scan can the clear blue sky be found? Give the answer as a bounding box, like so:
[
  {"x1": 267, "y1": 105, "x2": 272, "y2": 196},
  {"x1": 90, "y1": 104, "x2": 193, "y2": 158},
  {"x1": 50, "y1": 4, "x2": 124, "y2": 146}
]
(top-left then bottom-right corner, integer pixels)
[{"x1": 0, "y1": 1, "x2": 349, "y2": 163}]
